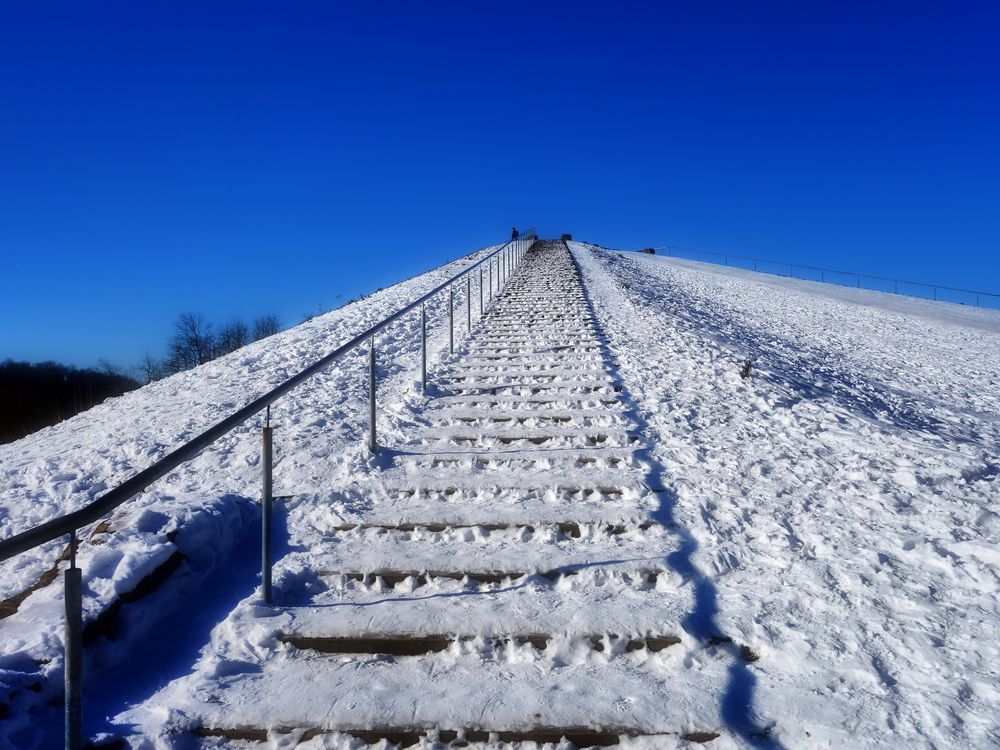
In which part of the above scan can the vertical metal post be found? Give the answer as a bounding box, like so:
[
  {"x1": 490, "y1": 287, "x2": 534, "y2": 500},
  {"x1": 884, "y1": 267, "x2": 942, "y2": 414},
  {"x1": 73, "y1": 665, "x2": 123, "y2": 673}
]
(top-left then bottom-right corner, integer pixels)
[
  {"x1": 421, "y1": 304, "x2": 427, "y2": 393},
  {"x1": 479, "y1": 268, "x2": 483, "y2": 316},
  {"x1": 368, "y1": 336, "x2": 376, "y2": 453},
  {"x1": 466, "y1": 275, "x2": 471, "y2": 331},
  {"x1": 449, "y1": 286, "x2": 454, "y2": 354},
  {"x1": 64, "y1": 530, "x2": 82, "y2": 750},
  {"x1": 261, "y1": 409, "x2": 273, "y2": 604}
]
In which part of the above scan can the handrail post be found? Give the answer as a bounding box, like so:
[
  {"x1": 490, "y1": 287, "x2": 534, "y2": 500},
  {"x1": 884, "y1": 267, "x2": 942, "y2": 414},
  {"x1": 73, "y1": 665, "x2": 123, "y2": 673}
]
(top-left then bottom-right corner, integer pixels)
[
  {"x1": 479, "y1": 267, "x2": 484, "y2": 316},
  {"x1": 368, "y1": 336, "x2": 376, "y2": 453},
  {"x1": 64, "y1": 530, "x2": 82, "y2": 750},
  {"x1": 421, "y1": 303, "x2": 427, "y2": 393},
  {"x1": 261, "y1": 412, "x2": 273, "y2": 604},
  {"x1": 466, "y1": 275, "x2": 471, "y2": 331},
  {"x1": 449, "y1": 286, "x2": 454, "y2": 354}
]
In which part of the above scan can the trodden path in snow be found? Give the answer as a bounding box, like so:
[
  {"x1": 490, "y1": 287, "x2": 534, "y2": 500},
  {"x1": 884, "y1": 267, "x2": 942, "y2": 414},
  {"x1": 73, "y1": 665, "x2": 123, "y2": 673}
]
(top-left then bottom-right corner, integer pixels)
[{"x1": 119, "y1": 241, "x2": 760, "y2": 748}]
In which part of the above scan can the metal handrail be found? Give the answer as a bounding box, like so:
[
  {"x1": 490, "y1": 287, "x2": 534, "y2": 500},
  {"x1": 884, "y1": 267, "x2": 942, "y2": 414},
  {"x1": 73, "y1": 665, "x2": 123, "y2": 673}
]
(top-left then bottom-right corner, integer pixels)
[
  {"x1": 2, "y1": 227, "x2": 537, "y2": 749},
  {"x1": 0, "y1": 228, "x2": 536, "y2": 561},
  {"x1": 643, "y1": 244, "x2": 1000, "y2": 308}
]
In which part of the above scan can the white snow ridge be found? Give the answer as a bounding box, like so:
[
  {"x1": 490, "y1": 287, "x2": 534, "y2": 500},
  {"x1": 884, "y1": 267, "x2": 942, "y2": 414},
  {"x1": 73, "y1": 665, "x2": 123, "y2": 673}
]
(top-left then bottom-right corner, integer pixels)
[{"x1": 2, "y1": 238, "x2": 999, "y2": 749}]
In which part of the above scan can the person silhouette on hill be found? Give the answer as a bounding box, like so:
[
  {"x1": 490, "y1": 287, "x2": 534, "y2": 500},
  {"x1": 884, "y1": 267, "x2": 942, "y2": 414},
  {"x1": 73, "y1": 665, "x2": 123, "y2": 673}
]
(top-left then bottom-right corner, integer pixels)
[{"x1": 511, "y1": 227, "x2": 519, "y2": 239}]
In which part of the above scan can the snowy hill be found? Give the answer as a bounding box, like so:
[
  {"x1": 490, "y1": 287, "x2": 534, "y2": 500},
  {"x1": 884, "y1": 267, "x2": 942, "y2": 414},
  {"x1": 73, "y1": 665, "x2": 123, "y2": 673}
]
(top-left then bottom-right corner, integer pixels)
[
  {"x1": 2, "y1": 239, "x2": 998, "y2": 748},
  {"x1": 572, "y1": 244, "x2": 1000, "y2": 747}
]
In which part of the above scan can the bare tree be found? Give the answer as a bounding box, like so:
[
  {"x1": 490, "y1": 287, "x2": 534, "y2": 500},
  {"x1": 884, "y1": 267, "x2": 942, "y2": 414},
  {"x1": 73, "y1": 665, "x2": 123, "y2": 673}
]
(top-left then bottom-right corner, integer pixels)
[
  {"x1": 252, "y1": 314, "x2": 281, "y2": 340},
  {"x1": 167, "y1": 313, "x2": 215, "y2": 372},
  {"x1": 216, "y1": 318, "x2": 250, "y2": 356},
  {"x1": 97, "y1": 358, "x2": 124, "y2": 376},
  {"x1": 136, "y1": 352, "x2": 165, "y2": 383}
]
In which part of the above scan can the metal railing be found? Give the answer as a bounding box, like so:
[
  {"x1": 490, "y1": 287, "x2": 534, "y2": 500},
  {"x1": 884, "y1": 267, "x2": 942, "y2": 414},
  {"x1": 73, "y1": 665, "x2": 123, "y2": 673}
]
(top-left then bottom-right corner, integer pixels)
[
  {"x1": 0, "y1": 227, "x2": 537, "y2": 749},
  {"x1": 641, "y1": 245, "x2": 1000, "y2": 310}
]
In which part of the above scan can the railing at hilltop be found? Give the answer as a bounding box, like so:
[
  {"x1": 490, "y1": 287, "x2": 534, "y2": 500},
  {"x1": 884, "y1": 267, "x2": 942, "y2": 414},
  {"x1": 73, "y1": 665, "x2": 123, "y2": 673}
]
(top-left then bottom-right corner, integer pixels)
[
  {"x1": 0, "y1": 228, "x2": 537, "y2": 750},
  {"x1": 637, "y1": 245, "x2": 1000, "y2": 310}
]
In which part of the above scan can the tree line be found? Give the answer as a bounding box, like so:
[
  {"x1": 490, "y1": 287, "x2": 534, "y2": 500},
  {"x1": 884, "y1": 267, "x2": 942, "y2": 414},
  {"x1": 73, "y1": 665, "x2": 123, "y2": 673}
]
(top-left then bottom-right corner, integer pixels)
[
  {"x1": 0, "y1": 360, "x2": 141, "y2": 444},
  {"x1": 0, "y1": 312, "x2": 283, "y2": 444},
  {"x1": 137, "y1": 312, "x2": 282, "y2": 382}
]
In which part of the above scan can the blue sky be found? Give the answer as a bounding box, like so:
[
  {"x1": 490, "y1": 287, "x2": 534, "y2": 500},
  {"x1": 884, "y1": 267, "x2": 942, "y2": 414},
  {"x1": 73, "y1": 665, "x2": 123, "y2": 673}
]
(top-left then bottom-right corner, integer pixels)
[{"x1": 2, "y1": 1, "x2": 998, "y2": 368}]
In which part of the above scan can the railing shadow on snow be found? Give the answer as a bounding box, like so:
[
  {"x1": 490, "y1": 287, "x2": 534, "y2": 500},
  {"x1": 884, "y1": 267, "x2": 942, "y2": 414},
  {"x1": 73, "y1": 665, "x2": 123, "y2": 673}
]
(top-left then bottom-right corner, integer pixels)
[
  {"x1": 568, "y1": 247, "x2": 787, "y2": 749},
  {"x1": 628, "y1": 244, "x2": 1000, "y2": 311}
]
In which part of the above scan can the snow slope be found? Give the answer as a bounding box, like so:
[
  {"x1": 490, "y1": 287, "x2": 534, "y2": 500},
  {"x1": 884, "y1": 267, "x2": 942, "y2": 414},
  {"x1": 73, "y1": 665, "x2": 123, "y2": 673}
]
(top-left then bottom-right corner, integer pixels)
[
  {"x1": 3, "y1": 237, "x2": 998, "y2": 748},
  {"x1": 0, "y1": 242, "x2": 502, "y2": 745},
  {"x1": 572, "y1": 244, "x2": 1000, "y2": 747}
]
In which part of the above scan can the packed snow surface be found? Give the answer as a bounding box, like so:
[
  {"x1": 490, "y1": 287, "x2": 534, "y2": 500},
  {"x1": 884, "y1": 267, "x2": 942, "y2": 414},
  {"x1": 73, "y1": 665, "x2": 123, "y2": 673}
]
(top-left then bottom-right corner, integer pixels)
[
  {"x1": 571, "y1": 244, "x2": 1000, "y2": 747},
  {"x1": 2, "y1": 238, "x2": 998, "y2": 749},
  {"x1": 0, "y1": 243, "x2": 504, "y2": 746}
]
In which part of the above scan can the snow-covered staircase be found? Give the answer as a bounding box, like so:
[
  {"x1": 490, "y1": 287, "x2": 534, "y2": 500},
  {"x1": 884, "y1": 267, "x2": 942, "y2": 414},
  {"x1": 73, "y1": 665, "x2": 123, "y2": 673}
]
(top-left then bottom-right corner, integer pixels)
[{"x1": 142, "y1": 241, "x2": 728, "y2": 747}]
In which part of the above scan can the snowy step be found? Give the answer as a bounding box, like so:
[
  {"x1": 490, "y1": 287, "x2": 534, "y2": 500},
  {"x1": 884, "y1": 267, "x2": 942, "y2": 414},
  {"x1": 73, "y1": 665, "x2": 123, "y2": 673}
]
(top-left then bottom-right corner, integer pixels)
[
  {"x1": 281, "y1": 633, "x2": 680, "y2": 656},
  {"x1": 470, "y1": 337, "x2": 599, "y2": 345},
  {"x1": 172, "y1": 659, "x2": 726, "y2": 741},
  {"x1": 293, "y1": 506, "x2": 660, "y2": 541},
  {"x1": 376, "y1": 471, "x2": 645, "y2": 494},
  {"x1": 486, "y1": 320, "x2": 593, "y2": 328},
  {"x1": 319, "y1": 521, "x2": 654, "y2": 537},
  {"x1": 317, "y1": 567, "x2": 665, "y2": 590},
  {"x1": 431, "y1": 394, "x2": 622, "y2": 408},
  {"x1": 457, "y1": 355, "x2": 605, "y2": 367},
  {"x1": 476, "y1": 327, "x2": 597, "y2": 335},
  {"x1": 300, "y1": 476, "x2": 658, "y2": 506},
  {"x1": 414, "y1": 429, "x2": 640, "y2": 450},
  {"x1": 303, "y1": 531, "x2": 675, "y2": 577},
  {"x1": 466, "y1": 347, "x2": 602, "y2": 355},
  {"x1": 265, "y1": 566, "x2": 687, "y2": 639},
  {"x1": 444, "y1": 366, "x2": 607, "y2": 380},
  {"x1": 198, "y1": 726, "x2": 681, "y2": 747},
  {"x1": 427, "y1": 410, "x2": 627, "y2": 428},
  {"x1": 396, "y1": 448, "x2": 638, "y2": 472},
  {"x1": 447, "y1": 360, "x2": 605, "y2": 372},
  {"x1": 442, "y1": 381, "x2": 621, "y2": 394}
]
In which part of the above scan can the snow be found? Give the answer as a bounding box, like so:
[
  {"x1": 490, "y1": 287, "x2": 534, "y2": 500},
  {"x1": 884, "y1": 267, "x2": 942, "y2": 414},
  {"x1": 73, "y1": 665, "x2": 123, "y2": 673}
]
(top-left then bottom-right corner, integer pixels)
[
  {"x1": 3, "y1": 237, "x2": 999, "y2": 748},
  {"x1": 569, "y1": 244, "x2": 1000, "y2": 747},
  {"x1": 0, "y1": 242, "x2": 503, "y2": 746}
]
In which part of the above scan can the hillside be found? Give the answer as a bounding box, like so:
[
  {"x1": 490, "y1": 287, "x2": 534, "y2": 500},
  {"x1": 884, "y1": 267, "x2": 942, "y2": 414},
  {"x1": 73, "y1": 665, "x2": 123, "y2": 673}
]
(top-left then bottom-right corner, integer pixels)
[{"x1": 1, "y1": 239, "x2": 998, "y2": 748}]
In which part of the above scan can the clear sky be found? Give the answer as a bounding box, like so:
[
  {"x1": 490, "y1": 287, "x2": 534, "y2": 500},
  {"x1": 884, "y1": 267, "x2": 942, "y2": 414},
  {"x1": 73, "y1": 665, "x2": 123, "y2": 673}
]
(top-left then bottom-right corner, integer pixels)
[{"x1": 2, "y1": 1, "x2": 998, "y2": 368}]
